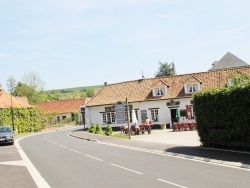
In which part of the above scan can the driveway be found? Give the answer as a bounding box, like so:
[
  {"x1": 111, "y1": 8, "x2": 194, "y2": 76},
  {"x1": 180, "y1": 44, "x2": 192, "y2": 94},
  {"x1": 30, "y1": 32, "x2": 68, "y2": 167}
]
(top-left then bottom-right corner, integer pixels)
[{"x1": 131, "y1": 129, "x2": 201, "y2": 147}]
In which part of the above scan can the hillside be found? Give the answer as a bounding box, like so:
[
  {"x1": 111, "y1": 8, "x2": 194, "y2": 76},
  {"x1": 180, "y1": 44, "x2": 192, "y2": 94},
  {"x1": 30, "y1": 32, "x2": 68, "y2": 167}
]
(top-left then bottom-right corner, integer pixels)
[{"x1": 46, "y1": 85, "x2": 104, "y2": 99}]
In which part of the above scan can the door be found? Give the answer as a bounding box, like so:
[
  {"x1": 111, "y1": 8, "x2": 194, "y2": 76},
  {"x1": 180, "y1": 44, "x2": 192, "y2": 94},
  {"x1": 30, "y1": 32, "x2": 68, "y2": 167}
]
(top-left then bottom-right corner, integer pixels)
[{"x1": 170, "y1": 108, "x2": 178, "y2": 128}]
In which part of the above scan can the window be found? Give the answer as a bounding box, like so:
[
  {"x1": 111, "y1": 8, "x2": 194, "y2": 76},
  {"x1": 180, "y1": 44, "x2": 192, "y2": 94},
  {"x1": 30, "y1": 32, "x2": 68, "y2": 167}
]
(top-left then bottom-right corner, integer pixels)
[
  {"x1": 102, "y1": 112, "x2": 116, "y2": 124},
  {"x1": 153, "y1": 87, "x2": 166, "y2": 96},
  {"x1": 125, "y1": 110, "x2": 138, "y2": 122},
  {"x1": 151, "y1": 109, "x2": 159, "y2": 122},
  {"x1": 189, "y1": 106, "x2": 195, "y2": 119},
  {"x1": 185, "y1": 83, "x2": 200, "y2": 94}
]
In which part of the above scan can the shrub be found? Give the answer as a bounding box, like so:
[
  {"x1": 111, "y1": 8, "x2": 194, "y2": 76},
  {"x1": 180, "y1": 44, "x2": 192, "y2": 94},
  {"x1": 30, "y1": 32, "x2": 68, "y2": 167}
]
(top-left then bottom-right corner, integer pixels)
[
  {"x1": 88, "y1": 123, "x2": 96, "y2": 133},
  {"x1": 95, "y1": 123, "x2": 102, "y2": 134},
  {"x1": 105, "y1": 124, "x2": 113, "y2": 136}
]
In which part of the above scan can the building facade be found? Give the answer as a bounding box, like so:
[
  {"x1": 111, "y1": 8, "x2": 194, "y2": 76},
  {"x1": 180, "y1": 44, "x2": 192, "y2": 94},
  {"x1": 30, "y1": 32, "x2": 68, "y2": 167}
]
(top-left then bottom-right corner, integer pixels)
[{"x1": 85, "y1": 53, "x2": 250, "y2": 129}]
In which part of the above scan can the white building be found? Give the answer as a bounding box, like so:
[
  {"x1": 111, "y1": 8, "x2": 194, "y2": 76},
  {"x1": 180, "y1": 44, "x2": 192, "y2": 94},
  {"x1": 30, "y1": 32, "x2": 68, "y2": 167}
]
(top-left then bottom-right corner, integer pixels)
[{"x1": 85, "y1": 52, "x2": 250, "y2": 130}]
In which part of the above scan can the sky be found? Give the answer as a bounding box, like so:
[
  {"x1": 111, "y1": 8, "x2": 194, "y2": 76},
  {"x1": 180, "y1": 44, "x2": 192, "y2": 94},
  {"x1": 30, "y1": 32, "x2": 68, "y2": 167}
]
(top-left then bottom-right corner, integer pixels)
[{"x1": 0, "y1": 0, "x2": 250, "y2": 91}]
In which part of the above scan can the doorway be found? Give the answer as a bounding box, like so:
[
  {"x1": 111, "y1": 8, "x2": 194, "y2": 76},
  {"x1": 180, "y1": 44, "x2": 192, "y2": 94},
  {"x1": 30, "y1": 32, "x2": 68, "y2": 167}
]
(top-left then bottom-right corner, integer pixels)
[{"x1": 170, "y1": 108, "x2": 179, "y2": 124}]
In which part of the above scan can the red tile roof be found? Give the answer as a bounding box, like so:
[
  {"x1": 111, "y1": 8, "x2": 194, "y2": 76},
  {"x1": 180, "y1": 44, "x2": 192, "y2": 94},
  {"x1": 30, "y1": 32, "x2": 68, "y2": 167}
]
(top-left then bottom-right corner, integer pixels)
[
  {"x1": 0, "y1": 89, "x2": 34, "y2": 108},
  {"x1": 86, "y1": 66, "x2": 250, "y2": 107},
  {"x1": 34, "y1": 98, "x2": 86, "y2": 114}
]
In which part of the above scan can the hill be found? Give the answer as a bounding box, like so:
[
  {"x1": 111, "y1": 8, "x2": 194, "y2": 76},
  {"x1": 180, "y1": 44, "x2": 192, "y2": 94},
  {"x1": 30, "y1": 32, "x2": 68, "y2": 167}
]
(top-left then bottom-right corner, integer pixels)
[{"x1": 45, "y1": 85, "x2": 104, "y2": 99}]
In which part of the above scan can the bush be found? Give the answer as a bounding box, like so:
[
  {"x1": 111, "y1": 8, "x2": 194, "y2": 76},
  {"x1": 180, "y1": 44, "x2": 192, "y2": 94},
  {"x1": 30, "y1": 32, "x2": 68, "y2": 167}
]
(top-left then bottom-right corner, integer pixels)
[
  {"x1": 88, "y1": 123, "x2": 96, "y2": 133},
  {"x1": 95, "y1": 123, "x2": 102, "y2": 134},
  {"x1": 105, "y1": 124, "x2": 113, "y2": 136}
]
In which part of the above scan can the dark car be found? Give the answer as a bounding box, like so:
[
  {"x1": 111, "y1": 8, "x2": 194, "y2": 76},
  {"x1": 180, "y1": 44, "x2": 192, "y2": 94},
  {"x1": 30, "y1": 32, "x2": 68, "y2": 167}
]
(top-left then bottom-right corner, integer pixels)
[{"x1": 0, "y1": 126, "x2": 14, "y2": 145}]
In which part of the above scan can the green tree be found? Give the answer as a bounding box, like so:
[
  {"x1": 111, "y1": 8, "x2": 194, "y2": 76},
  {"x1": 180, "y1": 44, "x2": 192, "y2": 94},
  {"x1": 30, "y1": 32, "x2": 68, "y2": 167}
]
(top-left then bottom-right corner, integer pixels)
[
  {"x1": 155, "y1": 62, "x2": 176, "y2": 77},
  {"x1": 86, "y1": 87, "x2": 94, "y2": 97},
  {"x1": 14, "y1": 82, "x2": 48, "y2": 104}
]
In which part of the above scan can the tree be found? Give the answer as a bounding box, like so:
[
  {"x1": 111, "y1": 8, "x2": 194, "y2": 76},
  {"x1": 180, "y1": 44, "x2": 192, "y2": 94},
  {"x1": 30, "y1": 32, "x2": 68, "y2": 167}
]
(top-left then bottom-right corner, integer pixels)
[
  {"x1": 86, "y1": 87, "x2": 94, "y2": 97},
  {"x1": 22, "y1": 72, "x2": 45, "y2": 91},
  {"x1": 14, "y1": 82, "x2": 48, "y2": 104},
  {"x1": 6, "y1": 76, "x2": 17, "y2": 94},
  {"x1": 155, "y1": 62, "x2": 176, "y2": 77}
]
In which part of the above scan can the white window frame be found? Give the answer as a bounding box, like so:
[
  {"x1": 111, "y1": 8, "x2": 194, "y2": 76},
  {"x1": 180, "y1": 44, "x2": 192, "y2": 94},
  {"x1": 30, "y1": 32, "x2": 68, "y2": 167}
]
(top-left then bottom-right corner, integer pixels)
[
  {"x1": 102, "y1": 112, "x2": 116, "y2": 124},
  {"x1": 125, "y1": 110, "x2": 138, "y2": 122},
  {"x1": 184, "y1": 83, "x2": 200, "y2": 94},
  {"x1": 153, "y1": 87, "x2": 167, "y2": 97},
  {"x1": 151, "y1": 109, "x2": 159, "y2": 122},
  {"x1": 189, "y1": 106, "x2": 195, "y2": 119}
]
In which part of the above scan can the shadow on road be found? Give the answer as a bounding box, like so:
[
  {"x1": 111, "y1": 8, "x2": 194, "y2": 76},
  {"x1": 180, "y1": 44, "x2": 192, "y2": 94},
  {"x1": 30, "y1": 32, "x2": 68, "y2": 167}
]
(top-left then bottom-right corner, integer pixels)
[{"x1": 166, "y1": 146, "x2": 250, "y2": 166}]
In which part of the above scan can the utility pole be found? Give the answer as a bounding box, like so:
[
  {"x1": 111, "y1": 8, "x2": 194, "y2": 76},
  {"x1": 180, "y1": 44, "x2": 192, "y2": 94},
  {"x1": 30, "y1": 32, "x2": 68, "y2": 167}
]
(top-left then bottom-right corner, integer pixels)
[
  {"x1": 126, "y1": 97, "x2": 131, "y2": 139},
  {"x1": 10, "y1": 91, "x2": 15, "y2": 131}
]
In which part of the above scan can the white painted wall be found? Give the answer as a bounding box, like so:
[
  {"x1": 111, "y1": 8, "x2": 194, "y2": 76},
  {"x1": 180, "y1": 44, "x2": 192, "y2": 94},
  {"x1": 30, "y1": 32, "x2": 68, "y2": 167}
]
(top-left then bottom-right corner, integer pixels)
[{"x1": 85, "y1": 98, "x2": 193, "y2": 129}]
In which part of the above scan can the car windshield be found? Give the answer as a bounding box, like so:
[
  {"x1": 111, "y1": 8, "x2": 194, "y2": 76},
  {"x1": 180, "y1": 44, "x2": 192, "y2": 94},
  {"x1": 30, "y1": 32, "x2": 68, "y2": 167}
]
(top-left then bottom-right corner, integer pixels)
[{"x1": 0, "y1": 127, "x2": 11, "y2": 133}]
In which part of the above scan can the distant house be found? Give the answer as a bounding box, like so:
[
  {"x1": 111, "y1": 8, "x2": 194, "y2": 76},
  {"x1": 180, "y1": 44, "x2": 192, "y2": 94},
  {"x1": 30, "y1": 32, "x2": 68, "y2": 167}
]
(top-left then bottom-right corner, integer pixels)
[
  {"x1": 85, "y1": 52, "x2": 250, "y2": 129},
  {"x1": 0, "y1": 89, "x2": 33, "y2": 108},
  {"x1": 35, "y1": 98, "x2": 89, "y2": 124},
  {"x1": 209, "y1": 52, "x2": 248, "y2": 71}
]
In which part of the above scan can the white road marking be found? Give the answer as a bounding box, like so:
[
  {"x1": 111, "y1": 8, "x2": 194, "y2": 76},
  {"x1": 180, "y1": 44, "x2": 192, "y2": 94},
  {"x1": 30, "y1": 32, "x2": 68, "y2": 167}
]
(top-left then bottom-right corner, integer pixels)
[
  {"x1": 157, "y1": 179, "x2": 188, "y2": 188},
  {"x1": 110, "y1": 163, "x2": 143, "y2": 175},
  {"x1": 97, "y1": 141, "x2": 250, "y2": 171},
  {"x1": 59, "y1": 145, "x2": 68, "y2": 148},
  {"x1": 52, "y1": 142, "x2": 58, "y2": 145},
  {"x1": 15, "y1": 136, "x2": 51, "y2": 188},
  {"x1": 70, "y1": 149, "x2": 81, "y2": 154},
  {"x1": 85, "y1": 154, "x2": 103, "y2": 161},
  {"x1": 0, "y1": 160, "x2": 25, "y2": 166}
]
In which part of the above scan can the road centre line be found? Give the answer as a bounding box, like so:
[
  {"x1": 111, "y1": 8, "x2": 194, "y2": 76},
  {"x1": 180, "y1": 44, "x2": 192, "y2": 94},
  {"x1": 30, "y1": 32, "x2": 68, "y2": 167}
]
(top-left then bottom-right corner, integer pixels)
[
  {"x1": 85, "y1": 154, "x2": 103, "y2": 161},
  {"x1": 70, "y1": 149, "x2": 81, "y2": 154},
  {"x1": 110, "y1": 163, "x2": 143, "y2": 175},
  {"x1": 157, "y1": 179, "x2": 188, "y2": 188},
  {"x1": 59, "y1": 145, "x2": 68, "y2": 148}
]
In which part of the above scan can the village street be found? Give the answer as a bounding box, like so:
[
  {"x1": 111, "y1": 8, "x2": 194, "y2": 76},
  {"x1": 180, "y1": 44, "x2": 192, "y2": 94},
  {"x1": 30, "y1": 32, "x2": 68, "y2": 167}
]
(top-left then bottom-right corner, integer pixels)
[{"x1": 1, "y1": 126, "x2": 249, "y2": 188}]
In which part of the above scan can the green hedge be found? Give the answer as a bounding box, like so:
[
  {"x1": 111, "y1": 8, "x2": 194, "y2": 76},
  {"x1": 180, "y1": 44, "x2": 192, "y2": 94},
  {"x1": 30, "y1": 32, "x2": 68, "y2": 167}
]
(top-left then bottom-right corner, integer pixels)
[
  {"x1": 0, "y1": 108, "x2": 46, "y2": 133},
  {"x1": 193, "y1": 84, "x2": 250, "y2": 150}
]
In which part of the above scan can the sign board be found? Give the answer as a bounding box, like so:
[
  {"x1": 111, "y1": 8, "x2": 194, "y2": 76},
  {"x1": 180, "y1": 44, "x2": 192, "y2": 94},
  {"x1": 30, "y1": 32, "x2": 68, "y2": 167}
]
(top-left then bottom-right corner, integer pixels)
[
  {"x1": 115, "y1": 102, "x2": 126, "y2": 124},
  {"x1": 141, "y1": 110, "x2": 147, "y2": 123}
]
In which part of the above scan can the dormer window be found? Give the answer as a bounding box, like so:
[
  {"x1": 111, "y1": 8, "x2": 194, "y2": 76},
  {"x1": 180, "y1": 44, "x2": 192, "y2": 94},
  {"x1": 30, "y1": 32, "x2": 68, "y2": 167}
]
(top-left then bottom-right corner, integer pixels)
[
  {"x1": 185, "y1": 83, "x2": 200, "y2": 94},
  {"x1": 153, "y1": 87, "x2": 166, "y2": 97}
]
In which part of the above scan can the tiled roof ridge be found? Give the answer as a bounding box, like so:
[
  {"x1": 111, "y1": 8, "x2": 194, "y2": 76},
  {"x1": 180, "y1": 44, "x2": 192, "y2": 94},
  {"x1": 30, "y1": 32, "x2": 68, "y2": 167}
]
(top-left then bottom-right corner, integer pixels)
[
  {"x1": 103, "y1": 71, "x2": 212, "y2": 87},
  {"x1": 85, "y1": 65, "x2": 250, "y2": 107},
  {"x1": 209, "y1": 65, "x2": 250, "y2": 72}
]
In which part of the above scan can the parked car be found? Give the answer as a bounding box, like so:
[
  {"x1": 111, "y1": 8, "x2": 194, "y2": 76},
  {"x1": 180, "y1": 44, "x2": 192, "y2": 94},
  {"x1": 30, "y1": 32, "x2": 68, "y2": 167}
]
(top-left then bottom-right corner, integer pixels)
[{"x1": 0, "y1": 126, "x2": 14, "y2": 145}]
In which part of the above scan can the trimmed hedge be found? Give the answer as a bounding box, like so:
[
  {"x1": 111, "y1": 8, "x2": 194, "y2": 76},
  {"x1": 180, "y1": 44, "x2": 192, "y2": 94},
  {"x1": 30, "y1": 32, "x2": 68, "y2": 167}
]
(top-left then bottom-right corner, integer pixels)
[
  {"x1": 193, "y1": 84, "x2": 250, "y2": 151},
  {"x1": 0, "y1": 108, "x2": 46, "y2": 133}
]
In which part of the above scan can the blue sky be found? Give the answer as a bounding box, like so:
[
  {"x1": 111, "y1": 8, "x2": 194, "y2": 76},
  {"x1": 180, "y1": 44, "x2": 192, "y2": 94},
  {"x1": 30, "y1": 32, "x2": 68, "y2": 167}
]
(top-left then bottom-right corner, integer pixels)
[{"x1": 0, "y1": 0, "x2": 250, "y2": 91}]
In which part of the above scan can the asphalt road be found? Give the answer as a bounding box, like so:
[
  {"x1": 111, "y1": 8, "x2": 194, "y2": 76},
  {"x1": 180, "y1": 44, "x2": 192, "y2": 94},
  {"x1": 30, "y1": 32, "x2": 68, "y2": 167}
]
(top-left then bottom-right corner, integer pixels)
[
  {"x1": 0, "y1": 143, "x2": 37, "y2": 188},
  {"x1": 18, "y1": 128, "x2": 250, "y2": 188}
]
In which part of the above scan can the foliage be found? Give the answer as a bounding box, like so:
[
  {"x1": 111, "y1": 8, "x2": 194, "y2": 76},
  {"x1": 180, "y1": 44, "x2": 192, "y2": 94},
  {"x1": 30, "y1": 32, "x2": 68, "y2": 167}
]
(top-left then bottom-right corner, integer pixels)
[
  {"x1": 155, "y1": 62, "x2": 176, "y2": 77},
  {"x1": 86, "y1": 87, "x2": 95, "y2": 97},
  {"x1": 105, "y1": 124, "x2": 113, "y2": 136},
  {"x1": 88, "y1": 123, "x2": 96, "y2": 133},
  {"x1": 112, "y1": 133, "x2": 129, "y2": 139},
  {"x1": 193, "y1": 74, "x2": 250, "y2": 150},
  {"x1": 71, "y1": 112, "x2": 79, "y2": 124},
  {"x1": 0, "y1": 107, "x2": 46, "y2": 133},
  {"x1": 95, "y1": 123, "x2": 102, "y2": 134}
]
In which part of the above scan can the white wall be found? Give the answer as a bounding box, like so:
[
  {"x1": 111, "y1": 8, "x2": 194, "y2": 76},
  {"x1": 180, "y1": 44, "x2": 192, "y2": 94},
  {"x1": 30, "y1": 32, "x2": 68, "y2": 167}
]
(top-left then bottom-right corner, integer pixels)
[{"x1": 85, "y1": 98, "x2": 193, "y2": 129}]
